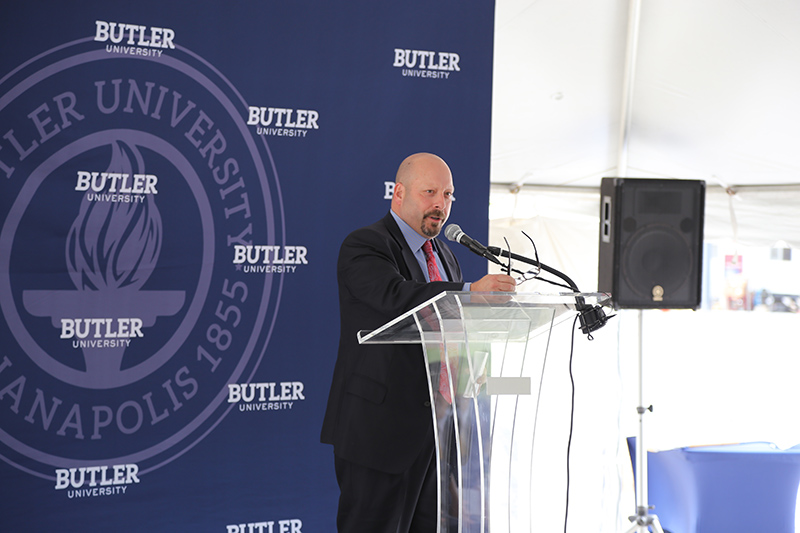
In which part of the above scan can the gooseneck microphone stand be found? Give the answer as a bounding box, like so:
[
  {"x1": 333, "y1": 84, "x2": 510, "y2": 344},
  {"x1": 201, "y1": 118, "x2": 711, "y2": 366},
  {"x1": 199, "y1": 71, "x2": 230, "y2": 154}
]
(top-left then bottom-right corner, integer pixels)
[
  {"x1": 485, "y1": 246, "x2": 612, "y2": 338},
  {"x1": 443, "y1": 224, "x2": 611, "y2": 336}
]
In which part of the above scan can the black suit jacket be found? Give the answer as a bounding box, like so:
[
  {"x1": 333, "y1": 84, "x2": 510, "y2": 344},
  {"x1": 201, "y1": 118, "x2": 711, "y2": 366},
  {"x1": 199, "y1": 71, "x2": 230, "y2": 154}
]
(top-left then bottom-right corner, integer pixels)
[{"x1": 320, "y1": 212, "x2": 464, "y2": 473}]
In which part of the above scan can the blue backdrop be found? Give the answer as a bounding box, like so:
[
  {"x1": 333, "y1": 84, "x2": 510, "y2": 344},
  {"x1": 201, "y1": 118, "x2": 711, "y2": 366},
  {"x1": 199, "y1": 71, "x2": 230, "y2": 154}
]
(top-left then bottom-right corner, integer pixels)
[{"x1": 0, "y1": 1, "x2": 495, "y2": 530}]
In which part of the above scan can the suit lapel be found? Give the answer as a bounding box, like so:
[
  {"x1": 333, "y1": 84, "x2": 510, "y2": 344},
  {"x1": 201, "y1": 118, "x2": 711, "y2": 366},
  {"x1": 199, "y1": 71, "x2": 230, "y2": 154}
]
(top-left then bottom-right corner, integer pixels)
[
  {"x1": 383, "y1": 213, "x2": 426, "y2": 282},
  {"x1": 435, "y1": 238, "x2": 461, "y2": 283}
]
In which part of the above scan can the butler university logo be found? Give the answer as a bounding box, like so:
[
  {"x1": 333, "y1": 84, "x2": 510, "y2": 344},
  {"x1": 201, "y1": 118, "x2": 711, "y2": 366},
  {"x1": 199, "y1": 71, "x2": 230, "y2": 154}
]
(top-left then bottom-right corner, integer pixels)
[{"x1": 0, "y1": 34, "x2": 284, "y2": 480}]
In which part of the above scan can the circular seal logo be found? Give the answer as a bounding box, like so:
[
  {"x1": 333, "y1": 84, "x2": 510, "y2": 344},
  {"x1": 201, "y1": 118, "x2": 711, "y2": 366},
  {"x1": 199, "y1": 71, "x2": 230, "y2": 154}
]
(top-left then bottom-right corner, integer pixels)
[{"x1": 0, "y1": 37, "x2": 284, "y2": 478}]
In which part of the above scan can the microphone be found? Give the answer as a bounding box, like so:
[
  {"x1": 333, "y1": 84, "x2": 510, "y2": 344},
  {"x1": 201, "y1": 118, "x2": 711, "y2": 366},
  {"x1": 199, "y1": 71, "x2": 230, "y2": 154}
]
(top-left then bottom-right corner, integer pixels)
[{"x1": 444, "y1": 224, "x2": 502, "y2": 264}]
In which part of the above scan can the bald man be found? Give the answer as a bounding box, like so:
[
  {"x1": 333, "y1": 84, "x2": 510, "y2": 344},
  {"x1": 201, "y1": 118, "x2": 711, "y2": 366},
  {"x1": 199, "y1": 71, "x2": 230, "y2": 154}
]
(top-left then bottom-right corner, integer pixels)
[{"x1": 321, "y1": 153, "x2": 515, "y2": 532}]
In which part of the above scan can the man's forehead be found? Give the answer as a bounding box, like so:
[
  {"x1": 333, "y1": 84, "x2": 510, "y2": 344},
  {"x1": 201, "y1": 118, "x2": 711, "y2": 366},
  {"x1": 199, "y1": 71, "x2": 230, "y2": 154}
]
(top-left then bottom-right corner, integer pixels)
[{"x1": 409, "y1": 174, "x2": 454, "y2": 190}]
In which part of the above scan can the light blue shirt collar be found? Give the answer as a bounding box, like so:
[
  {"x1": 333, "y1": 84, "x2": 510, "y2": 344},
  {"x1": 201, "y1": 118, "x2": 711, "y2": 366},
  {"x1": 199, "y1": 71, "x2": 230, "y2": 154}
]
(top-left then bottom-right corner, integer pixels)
[{"x1": 390, "y1": 210, "x2": 449, "y2": 282}]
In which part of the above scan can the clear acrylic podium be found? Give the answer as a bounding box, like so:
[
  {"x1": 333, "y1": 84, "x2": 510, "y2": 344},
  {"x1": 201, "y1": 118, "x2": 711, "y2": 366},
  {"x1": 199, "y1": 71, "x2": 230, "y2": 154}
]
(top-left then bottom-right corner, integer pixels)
[{"x1": 357, "y1": 291, "x2": 609, "y2": 533}]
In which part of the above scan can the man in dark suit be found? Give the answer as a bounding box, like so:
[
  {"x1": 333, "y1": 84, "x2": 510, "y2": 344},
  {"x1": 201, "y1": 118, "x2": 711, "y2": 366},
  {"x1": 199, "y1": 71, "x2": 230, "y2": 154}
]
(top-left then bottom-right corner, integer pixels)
[{"x1": 321, "y1": 153, "x2": 516, "y2": 532}]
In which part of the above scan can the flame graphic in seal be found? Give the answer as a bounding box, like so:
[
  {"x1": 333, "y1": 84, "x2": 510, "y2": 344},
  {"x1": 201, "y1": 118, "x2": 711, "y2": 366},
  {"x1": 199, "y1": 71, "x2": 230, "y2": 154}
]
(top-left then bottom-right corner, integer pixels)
[{"x1": 67, "y1": 141, "x2": 162, "y2": 291}]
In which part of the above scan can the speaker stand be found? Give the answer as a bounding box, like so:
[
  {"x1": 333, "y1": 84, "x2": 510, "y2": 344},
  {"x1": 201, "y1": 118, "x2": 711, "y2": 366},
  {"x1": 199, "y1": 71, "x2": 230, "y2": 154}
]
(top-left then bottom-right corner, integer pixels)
[{"x1": 623, "y1": 310, "x2": 665, "y2": 533}]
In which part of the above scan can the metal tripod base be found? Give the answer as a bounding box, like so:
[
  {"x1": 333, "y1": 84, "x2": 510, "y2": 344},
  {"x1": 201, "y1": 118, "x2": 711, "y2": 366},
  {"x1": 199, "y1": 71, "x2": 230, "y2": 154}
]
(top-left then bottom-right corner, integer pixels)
[{"x1": 624, "y1": 505, "x2": 665, "y2": 533}]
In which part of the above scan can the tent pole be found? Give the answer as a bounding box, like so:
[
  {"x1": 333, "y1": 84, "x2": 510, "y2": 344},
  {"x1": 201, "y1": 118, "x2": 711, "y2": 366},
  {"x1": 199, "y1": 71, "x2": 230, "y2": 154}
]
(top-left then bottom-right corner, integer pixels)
[{"x1": 616, "y1": 0, "x2": 643, "y2": 178}]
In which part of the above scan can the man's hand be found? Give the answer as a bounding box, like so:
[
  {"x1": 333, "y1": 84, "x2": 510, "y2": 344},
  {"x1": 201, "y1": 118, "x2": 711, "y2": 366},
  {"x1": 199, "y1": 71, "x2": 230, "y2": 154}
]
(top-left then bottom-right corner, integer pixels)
[{"x1": 470, "y1": 274, "x2": 516, "y2": 292}]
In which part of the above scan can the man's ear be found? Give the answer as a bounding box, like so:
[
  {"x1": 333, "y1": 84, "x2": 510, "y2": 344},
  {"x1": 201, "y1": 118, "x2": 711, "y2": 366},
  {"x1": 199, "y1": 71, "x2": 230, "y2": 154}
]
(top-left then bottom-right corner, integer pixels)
[{"x1": 393, "y1": 182, "x2": 404, "y2": 202}]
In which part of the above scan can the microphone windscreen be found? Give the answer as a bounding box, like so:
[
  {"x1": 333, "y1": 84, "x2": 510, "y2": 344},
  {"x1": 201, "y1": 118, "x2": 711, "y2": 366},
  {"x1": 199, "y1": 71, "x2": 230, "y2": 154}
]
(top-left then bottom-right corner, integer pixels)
[{"x1": 444, "y1": 224, "x2": 461, "y2": 242}]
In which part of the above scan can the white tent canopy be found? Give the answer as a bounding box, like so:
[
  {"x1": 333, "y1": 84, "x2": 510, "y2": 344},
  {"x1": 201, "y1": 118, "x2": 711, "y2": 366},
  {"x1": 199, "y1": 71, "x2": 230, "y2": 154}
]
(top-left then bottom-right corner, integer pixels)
[{"x1": 491, "y1": 0, "x2": 800, "y2": 190}]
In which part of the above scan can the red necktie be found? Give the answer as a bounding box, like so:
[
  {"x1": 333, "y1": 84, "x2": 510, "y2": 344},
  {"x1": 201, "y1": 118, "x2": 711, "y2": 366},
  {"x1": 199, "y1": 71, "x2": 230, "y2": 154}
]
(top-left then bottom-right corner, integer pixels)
[{"x1": 422, "y1": 240, "x2": 452, "y2": 404}]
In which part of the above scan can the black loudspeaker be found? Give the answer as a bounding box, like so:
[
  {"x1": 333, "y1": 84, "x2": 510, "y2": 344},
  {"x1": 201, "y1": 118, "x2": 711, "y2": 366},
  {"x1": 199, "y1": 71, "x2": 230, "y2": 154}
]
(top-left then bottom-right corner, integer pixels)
[{"x1": 598, "y1": 178, "x2": 705, "y2": 309}]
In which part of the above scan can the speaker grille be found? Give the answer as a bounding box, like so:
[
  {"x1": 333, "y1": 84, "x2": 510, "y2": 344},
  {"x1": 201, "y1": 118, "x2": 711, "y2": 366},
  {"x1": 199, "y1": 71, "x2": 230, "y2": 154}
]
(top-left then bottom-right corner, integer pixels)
[{"x1": 621, "y1": 224, "x2": 693, "y2": 299}]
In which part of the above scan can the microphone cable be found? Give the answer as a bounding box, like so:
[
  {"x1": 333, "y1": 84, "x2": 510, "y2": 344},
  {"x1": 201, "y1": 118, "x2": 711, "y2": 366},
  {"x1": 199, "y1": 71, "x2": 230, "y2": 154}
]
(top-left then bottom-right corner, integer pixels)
[{"x1": 564, "y1": 313, "x2": 579, "y2": 533}]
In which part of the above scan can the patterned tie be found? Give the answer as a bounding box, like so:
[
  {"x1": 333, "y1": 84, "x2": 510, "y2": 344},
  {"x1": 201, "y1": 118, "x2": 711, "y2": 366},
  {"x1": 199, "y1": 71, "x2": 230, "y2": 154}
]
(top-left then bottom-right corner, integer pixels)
[{"x1": 422, "y1": 240, "x2": 452, "y2": 404}]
